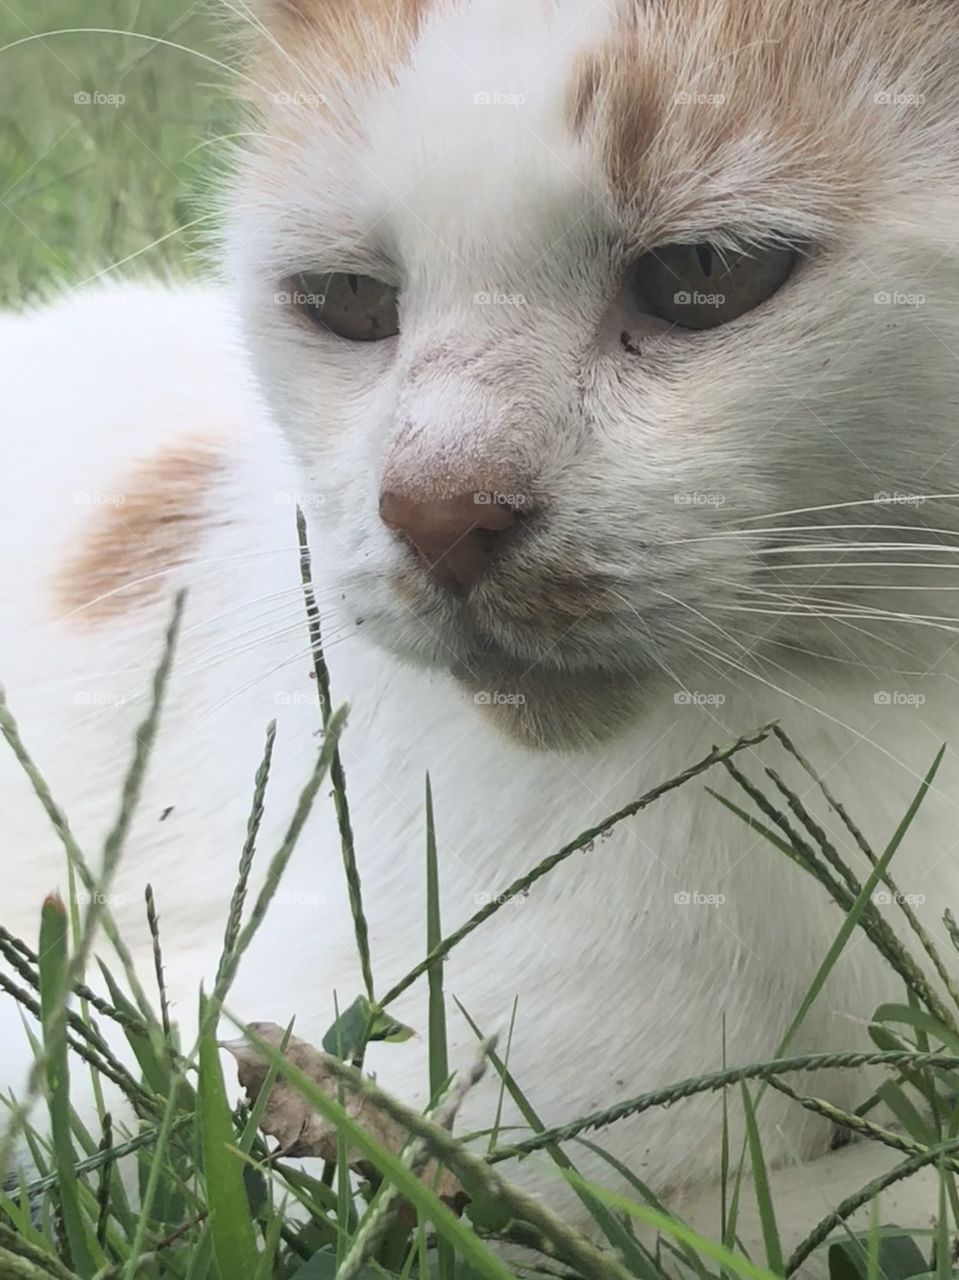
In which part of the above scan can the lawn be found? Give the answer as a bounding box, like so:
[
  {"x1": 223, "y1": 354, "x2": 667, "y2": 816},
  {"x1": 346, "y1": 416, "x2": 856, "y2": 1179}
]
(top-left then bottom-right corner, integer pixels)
[{"x1": 0, "y1": 0, "x2": 230, "y2": 307}]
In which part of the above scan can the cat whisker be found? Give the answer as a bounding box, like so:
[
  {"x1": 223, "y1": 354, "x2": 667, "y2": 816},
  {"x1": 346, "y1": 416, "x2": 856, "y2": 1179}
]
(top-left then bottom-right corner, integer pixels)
[
  {"x1": 712, "y1": 602, "x2": 959, "y2": 637},
  {"x1": 53, "y1": 546, "x2": 306, "y2": 623},
  {"x1": 662, "y1": 628, "x2": 950, "y2": 794},
  {"x1": 731, "y1": 494, "x2": 959, "y2": 525},
  {"x1": 176, "y1": 618, "x2": 357, "y2": 680},
  {"x1": 756, "y1": 546, "x2": 959, "y2": 559},
  {"x1": 744, "y1": 580, "x2": 959, "y2": 591},
  {"x1": 0, "y1": 26, "x2": 275, "y2": 97},
  {"x1": 190, "y1": 640, "x2": 348, "y2": 727},
  {"x1": 765, "y1": 634, "x2": 921, "y2": 673},
  {"x1": 671, "y1": 521, "x2": 959, "y2": 543},
  {"x1": 711, "y1": 579, "x2": 913, "y2": 655},
  {"x1": 608, "y1": 582, "x2": 954, "y2": 794},
  {"x1": 177, "y1": 582, "x2": 343, "y2": 641}
]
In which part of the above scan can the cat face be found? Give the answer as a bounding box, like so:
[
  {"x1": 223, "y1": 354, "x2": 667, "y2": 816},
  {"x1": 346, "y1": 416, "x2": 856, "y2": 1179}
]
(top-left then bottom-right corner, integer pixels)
[{"x1": 228, "y1": 0, "x2": 959, "y2": 746}]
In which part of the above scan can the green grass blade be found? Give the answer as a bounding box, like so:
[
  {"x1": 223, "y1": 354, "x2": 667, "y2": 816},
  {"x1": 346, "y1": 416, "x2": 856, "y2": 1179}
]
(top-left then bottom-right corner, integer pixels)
[
  {"x1": 95, "y1": 961, "x2": 174, "y2": 1100},
  {"x1": 574, "y1": 1137, "x2": 710, "y2": 1280},
  {"x1": 937, "y1": 1158, "x2": 949, "y2": 1280},
  {"x1": 722, "y1": 745, "x2": 947, "y2": 1272},
  {"x1": 487, "y1": 999, "x2": 518, "y2": 1155},
  {"x1": 0, "y1": 593, "x2": 184, "y2": 1182},
  {"x1": 454, "y1": 999, "x2": 660, "y2": 1279},
  {"x1": 562, "y1": 1172, "x2": 781, "y2": 1280},
  {"x1": 866, "y1": 1200, "x2": 881, "y2": 1280},
  {"x1": 332, "y1": 993, "x2": 352, "y2": 1271},
  {"x1": 877, "y1": 1080, "x2": 935, "y2": 1146},
  {"x1": 425, "y1": 775, "x2": 449, "y2": 1103},
  {"x1": 872, "y1": 1003, "x2": 959, "y2": 1058},
  {"x1": 238, "y1": 1020, "x2": 295, "y2": 1155},
  {"x1": 297, "y1": 506, "x2": 374, "y2": 1004},
  {"x1": 425, "y1": 775, "x2": 454, "y2": 1280},
  {"x1": 381, "y1": 725, "x2": 774, "y2": 1010},
  {"x1": 725, "y1": 744, "x2": 946, "y2": 1070},
  {"x1": 121, "y1": 1088, "x2": 193, "y2": 1280},
  {"x1": 255, "y1": 1202, "x2": 288, "y2": 1280},
  {"x1": 144, "y1": 883, "x2": 171, "y2": 1040},
  {"x1": 739, "y1": 1084, "x2": 782, "y2": 1275},
  {"x1": 216, "y1": 719, "x2": 277, "y2": 990},
  {"x1": 38, "y1": 894, "x2": 100, "y2": 1278},
  {"x1": 198, "y1": 993, "x2": 259, "y2": 1280},
  {"x1": 208, "y1": 702, "x2": 348, "y2": 1016}
]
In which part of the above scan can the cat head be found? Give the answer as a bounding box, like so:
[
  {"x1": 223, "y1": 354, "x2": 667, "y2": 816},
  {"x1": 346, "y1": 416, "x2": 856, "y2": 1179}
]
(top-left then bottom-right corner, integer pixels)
[{"x1": 227, "y1": 0, "x2": 959, "y2": 746}]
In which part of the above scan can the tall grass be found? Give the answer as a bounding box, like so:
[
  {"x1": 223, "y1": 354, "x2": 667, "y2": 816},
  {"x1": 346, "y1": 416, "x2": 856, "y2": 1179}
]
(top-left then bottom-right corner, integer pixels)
[
  {"x1": 0, "y1": 0, "x2": 231, "y2": 307},
  {"x1": 0, "y1": 522, "x2": 957, "y2": 1280}
]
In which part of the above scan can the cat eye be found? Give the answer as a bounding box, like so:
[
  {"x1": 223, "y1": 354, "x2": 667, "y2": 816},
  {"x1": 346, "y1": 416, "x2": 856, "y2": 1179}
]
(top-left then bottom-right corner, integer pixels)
[
  {"x1": 630, "y1": 242, "x2": 798, "y2": 331},
  {"x1": 283, "y1": 271, "x2": 400, "y2": 341}
]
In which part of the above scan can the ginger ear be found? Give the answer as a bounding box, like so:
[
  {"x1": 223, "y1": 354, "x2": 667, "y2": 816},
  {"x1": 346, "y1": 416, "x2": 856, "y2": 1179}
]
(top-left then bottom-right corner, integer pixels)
[{"x1": 246, "y1": 0, "x2": 435, "y2": 83}]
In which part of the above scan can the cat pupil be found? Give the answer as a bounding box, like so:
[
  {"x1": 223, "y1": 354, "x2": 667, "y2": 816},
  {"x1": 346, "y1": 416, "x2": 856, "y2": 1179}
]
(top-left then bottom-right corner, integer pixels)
[{"x1": 696, "y1": 245, "x2": 713, "y2": 278}]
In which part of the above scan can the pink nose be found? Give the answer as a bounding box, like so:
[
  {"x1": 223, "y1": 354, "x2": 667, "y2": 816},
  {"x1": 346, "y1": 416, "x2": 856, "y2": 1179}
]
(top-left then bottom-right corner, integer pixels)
[{"x1": 379, "y1": 488, "x2": 522, "y2": 591}]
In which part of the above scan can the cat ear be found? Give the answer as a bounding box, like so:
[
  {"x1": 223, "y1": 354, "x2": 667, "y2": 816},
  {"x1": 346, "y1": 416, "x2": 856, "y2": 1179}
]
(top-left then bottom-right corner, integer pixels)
[{"x1": 247, "y1": 0, "x2": 432, "y2": 72}]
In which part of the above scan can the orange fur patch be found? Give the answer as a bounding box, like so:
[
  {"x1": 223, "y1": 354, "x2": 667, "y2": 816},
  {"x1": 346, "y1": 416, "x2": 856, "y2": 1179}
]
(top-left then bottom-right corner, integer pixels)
[
  {"x1": 251, "y1": 0, "x2": 436, "y2": 106},
  {"x1": 54, "y1": 441, "x2": 230, "y2": 624},
  {"x1": 567, "y1": 0, "x2": 959, "y2": 239}
]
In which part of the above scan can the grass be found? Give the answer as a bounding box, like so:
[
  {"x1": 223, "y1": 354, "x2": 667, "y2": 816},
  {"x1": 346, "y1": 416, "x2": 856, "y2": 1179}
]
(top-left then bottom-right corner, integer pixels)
[
  {"x1": 0, "y1": 0, "x2": 231, "y2": 307},
  {"x1": 1, "y1": 532, "x2": 958, "y2": 1279},
  {"x1": 3, "y1": 8, "x2": 959, "y2": 1278}
]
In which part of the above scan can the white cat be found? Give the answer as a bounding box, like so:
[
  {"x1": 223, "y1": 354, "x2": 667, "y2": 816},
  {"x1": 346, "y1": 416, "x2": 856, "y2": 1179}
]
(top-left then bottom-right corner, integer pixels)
[{"x1": 3, "y1": 0, "x2": 959, "y2": 1257}]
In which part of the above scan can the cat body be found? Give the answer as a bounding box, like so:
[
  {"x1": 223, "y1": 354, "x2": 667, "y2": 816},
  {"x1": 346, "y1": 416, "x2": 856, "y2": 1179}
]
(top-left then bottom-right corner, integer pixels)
[{"x1": 4, "y1": 0, "x2": 959, "y2": 1251}]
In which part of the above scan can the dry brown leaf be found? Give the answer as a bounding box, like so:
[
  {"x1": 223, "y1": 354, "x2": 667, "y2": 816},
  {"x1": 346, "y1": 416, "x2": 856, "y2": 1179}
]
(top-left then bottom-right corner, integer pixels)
[{"x1": 222, "y1": 1021, "x2": 468, "y2": 1216}]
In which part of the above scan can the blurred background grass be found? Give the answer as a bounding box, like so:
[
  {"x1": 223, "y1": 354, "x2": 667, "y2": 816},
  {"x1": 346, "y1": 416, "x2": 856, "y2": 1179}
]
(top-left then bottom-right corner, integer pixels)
[{"x1": 0, "y1": 1, "x2": 232, "y2": 307}]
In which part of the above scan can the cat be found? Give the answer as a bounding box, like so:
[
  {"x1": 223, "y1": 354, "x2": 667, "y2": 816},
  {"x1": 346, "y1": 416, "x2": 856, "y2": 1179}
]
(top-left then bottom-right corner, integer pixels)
[{"x1": 3, "y1": 0, "x2": 959, "y2": 1256}]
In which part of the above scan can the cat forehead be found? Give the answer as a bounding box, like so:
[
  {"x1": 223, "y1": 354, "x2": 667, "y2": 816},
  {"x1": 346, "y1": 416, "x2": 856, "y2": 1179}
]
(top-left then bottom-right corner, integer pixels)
[{"x1": 246, "y1": 0, "x2": 959, "y2": 254}]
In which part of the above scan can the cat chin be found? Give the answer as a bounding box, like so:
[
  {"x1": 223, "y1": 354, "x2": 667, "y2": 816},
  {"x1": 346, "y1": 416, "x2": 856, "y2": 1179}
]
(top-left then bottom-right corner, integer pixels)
[
  {"x1": 448, "y1": 659, "x2": 649, "y2": 750},
  {"x1": 352, "y1": 608, "x2": 645, "y2": 746}
]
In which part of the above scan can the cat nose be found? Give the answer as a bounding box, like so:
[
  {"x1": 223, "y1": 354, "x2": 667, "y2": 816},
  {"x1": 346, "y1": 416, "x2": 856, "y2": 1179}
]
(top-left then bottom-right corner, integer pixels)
[{"x1": 379, "y1": 487, "x2": 523, "y2": 591}]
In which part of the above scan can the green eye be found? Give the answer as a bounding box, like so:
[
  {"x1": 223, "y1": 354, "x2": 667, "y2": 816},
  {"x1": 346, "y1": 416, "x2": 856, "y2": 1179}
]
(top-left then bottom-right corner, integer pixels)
[
  {"x1": 283, "y1": 271, "x2": 400, "y2": 341},
  {"x1": 631, "y1": 242, "x2": 798, "y2": 331}
]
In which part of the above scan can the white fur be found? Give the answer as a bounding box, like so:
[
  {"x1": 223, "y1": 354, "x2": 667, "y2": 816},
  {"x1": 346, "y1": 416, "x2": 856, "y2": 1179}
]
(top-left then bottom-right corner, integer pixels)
[{"x1": 4, "y1": 0, "x2": 959, "y2": 1258}]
